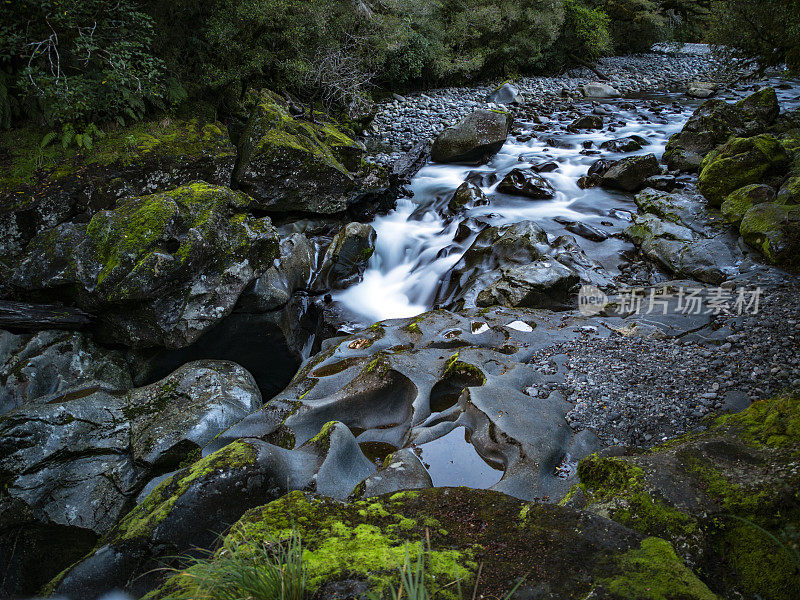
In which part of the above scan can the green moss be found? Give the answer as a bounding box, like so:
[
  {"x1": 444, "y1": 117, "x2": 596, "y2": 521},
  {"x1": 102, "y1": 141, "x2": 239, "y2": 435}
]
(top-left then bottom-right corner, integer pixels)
[
  {"x1": 699, "y1": 135, "x2": 789, "y2": 206},
  {"x1": 716, "y1": 389, "x2": 800, "y2": 449},
  {"x1": 221, "y1": 491, "x2": 476, "y2": 595},
  {"x1": 577, "y1": 455, "x2": 697, "y2": 538},
  {"x1": 717, "y1": 522, "x2": 800, "y2": 600},
  {"x1": 443, "y1": 352, "x2": 487, "y2": 385},
  {"x1": 116, "y1": 440, "x2": 258, "y2": 541},
  {"x1": 599, "y1": 537, "x2": 718, "y2": 600},
  {"x1": 238, "y1": 92, "x2": 361, "y2": 180},
  {"x1": 0, "y1": 117, "x2": 233, "y2": 191}
]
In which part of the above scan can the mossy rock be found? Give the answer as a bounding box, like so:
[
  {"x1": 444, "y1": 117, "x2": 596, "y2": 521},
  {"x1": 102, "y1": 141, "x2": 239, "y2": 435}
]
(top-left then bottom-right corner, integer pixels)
[
  {"x1": 739, "y1": 201, "x2": 800, "y2": 265},
  {"x1": 664, "y1": 88, "x2": 780, "y2": 173},
  {"x1": 698, "y1": 135, "x2": 789, "y2": 206},
  {"x1": 11, "y1": 182, "x2": 279, "y2": 348},
  {"x1": 566, "y1": 391, "x2": 800, "y2": 600},
  {"x1": 151, "y1": 487, "x2": 717, "y2": 600},
  {"x1": 234, "y1": 90, "x2": 382, "y2": 215},
  {"x1": 0, "y1": 117, "x2": 236, "y2": 258},
  {"x1": 720, "y1": 183, "x2": 776, "y2": 225}
]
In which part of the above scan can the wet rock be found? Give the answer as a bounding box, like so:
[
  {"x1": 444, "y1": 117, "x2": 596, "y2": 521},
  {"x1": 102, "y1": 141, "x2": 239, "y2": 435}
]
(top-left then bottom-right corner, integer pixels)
[
  {"x1": 599, "y1": 135, "x2": 648, "y2": 152},
  {"x1": 438, "y1": 221, "x2": 608, "y2": 309},
  {"x1": 0, "y1": 360, "x2": 261, "y2": 596},
  {"x1": 739, "y1": 202, "x2": 800, "y2": 264},
  {"x1": 626, "y1": 189, "x2": 741, "y2": 283},
  {"x1": 531, "y1": 161, "x2": 560, "y2": 173},
  {"x1": 354, "y1": 448, "x2": 433, "y2": 498},
  {"x1": 698, "y1": 134, "x2": 788, "y2": 206},
  {"x1": 600, "y1": 154, "x2": 660, "y2": 192},
  {"x1": 0, "y1": 301, "x2": 92, "y2": 332},
  {"x1": 588, "y1": 159, "x2": 617, "y2": 177},
  {"x1": 238, "y1": 233, "x2": 315, "y2": 313},
  {"x1": 316, "y1": 223, "x2": 377, "y2": 290},
  {"x1": 581, "y1": 82, "x2": 621, "y2": 98},
  {"x1": 391, "y1": 140, "x2": 431, "y2": 184},
  {"x1": 568, "y1": 391, "x2": 800, "y2": 600},
  {"x1": 487, "y1": 82, "x2": 522, "y2": 105},
  {"x1": 431, "y1": 109, "x2": 512, "y2": 164},
  {"x1": 686, "y1": 81, "x2": 718, "y2": 98},
  {"x1": 152, "y1": 488, "x2": 714, "y2": 600},
  {"x1": 448, "y1": 181, "x2": 489, "y2": 213},
  {"x1": 720, "y1": 184, "x2": 776, "y2": 225},
  {"x1": 553, "y1": 218, "x2": 609, "y2": 242},
  {"x1": 568, "y1": 115, "x2": 604, "y2": 131},
  {"x1": 52, "y1": 425, "x2": 374, "y2": 599},
  {"x1": 777, "y1": 175, "x2": 800, "y2": 205},
  {"x1": 10, "y1": 183, "x2": 279, "y2": 349},
  {"x1": 644, "y1": 174, "x2": 677, "y2": 191},
  {"x1": 0, "y1": 330, "x2": 131, "y2": 415},
  {"x1": 234, "y1": 90, "x2": 388, "y2": 215},
  {"x1": 0, "y1": 118, "x2": 236, "y2": 259},
  {"x1": 496, "y1": 168, "x2": 556, "y2": 199},
  {"x1": 475, "y1": 261, "x2": 580, "y2": 309},
  {"x1": 663, "y1": 88, "x2": 781, "y2": 172}
]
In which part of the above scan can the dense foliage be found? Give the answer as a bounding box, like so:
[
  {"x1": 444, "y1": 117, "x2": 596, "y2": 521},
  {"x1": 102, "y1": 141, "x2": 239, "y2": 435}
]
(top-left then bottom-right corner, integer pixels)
[
  {"x1": 708, "y1": 0, "x2": 800, "y2": 73},
  {"x1": 0, "y1": 0, "x2": 794, "y2": 131}
]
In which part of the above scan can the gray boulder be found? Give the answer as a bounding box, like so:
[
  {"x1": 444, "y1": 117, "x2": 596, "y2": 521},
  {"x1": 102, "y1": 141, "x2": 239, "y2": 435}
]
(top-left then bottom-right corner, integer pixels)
[
  {"x1": 448, "y1": 182, "x2": 490, "y2": 213},
  {"x1": 10, "y1": 183, "x2": 279, "y2": 348},
  {"x1": 475, "y1": 261, "x2": 580, "y2": 308},
  {"x1": 0, "y1": 360, "x2": 261, "y2": 595},
  {"x1": 496, "y1": 168, "x2": 556, "y2": 199},
  {"x1": 315, "y1": 222, "x2": 377, "y2": 290},
  {"x1": 431, "y1": 110, "x2": 512, "y2": 164},
  {"x1": 487, "y1": 82, "x2": 522, "y2": 105},
  {"x1": 626, "y1": 189, "x2": 742, "y2": 283},
  {"x1": 0, "y1": 330, "x2": 131, "y2": 415},
  {"x1": 581, "y1": 82, "x2": 620, "y2": 98},
  {"x1": 600, "y1": 154, "x2": 660, "y2": 192}
]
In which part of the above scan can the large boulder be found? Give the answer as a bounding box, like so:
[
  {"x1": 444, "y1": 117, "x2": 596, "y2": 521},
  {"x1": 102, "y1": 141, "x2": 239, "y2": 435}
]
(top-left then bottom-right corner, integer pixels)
[
  {"x1": 581, "y1": 82, "x2": 621, "y2": 98},
  {"x1": 0, "y1": 360, "x2": 262, "y2": 596},
  {"x1": 739, "y1": 202, "x2": 800, "y2": 265},
  {"x1": 150, "y1": 488, "x2": 715, "y2": 600},
  {"x1": 600, "y1": 154, "x2": 660, "y2": 192},
  {"x1": 475, "y1": 261, "x2": 580, "y2": 308},
  {"x1": 566, "y1": 391, "x2": 800, "y2": 600},
  {"x1": 625, "y1": 189, "x2": 742, "y2": 284},
  {"x1": 698, "y1": 135, "x2": 789, "y2": 206},
  {"x1": 568, "y1": 114, "x2": 604, "y2": 131},
  {"x1": 487, "y1": 82, "x2": 522, "y2": 105},
  {"x1": 663, "y1": 88, "x2": 781, "y2": 172},
  {"x1": 438, "y1": 221, "x2": 608, "y2": 308},
  {"x1": 720, "y1": 183, "x2": 776, "y2": 225},
  {"x1": 234, "y1": 91, "x2": 390, "y2": 215},
  {"x1": 50, "y1": 424, "x2": 376, "y2": 599},
  {"x1": 315, "y1": 222, "x2": 377, "y2": 290},
  {"x1": 431, "y1": 109, "x2": 512, "y2": 164},
  {"x1": 10, "y1": 182, "x2": 279, "y2": 348},
  {"x1": 0, "y1": 117, "x2": 236, "y2": 258},
  {"x1": 0, "y1": 330, "x2": 131, "y2": 415}
]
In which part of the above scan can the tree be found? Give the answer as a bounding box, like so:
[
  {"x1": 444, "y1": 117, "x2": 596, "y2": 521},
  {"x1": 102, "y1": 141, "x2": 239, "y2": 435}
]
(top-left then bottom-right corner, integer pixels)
[{"x1": 709, "y1": 0, "x2": 800, "y2": 72}]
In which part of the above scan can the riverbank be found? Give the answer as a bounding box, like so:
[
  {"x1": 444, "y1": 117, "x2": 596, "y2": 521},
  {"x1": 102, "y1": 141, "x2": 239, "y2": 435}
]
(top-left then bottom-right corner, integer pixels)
[{"x1": 367, "y1": 45, "x2": 743, "y2": 162}]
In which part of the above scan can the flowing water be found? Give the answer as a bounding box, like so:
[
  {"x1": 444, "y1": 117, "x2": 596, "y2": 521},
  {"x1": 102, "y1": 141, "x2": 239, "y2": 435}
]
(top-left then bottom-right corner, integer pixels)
[{"x1": 336, "y1": 93, "x2": 697, "y2": 323}]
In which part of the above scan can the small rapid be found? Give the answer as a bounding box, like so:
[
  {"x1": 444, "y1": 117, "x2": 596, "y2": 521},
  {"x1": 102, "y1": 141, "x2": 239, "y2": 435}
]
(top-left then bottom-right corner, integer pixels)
[{"x1": 336, "y1": 92, "x2": 698, "y2": 323}]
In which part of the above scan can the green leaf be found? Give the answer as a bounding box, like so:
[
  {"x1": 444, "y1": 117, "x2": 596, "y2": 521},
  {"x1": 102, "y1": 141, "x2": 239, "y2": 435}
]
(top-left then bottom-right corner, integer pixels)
[{"x1": 40, "y1": 131, "x2": 58, "y2": 149}]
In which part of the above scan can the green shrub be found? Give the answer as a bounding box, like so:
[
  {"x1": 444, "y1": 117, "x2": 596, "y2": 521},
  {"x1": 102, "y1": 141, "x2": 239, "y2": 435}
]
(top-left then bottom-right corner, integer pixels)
[
  {"x1": 0, "y1": 0, "x2": 168, "y2": 127},
  {"x1": 590, "y1": 0, "x2": 668, "y2": 53},
  {"x1": 709, "y1": 0, "x2": 800, "y2": 73},
  {"x1": 554, "y1": 0, "x2": 613, "y2": 66}
]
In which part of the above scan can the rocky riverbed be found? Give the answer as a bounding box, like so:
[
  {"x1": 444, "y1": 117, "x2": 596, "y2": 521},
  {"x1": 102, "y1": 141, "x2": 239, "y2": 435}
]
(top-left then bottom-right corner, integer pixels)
[{"x1": 0, "y1": 45, "x2": 799, "y2": 600}]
